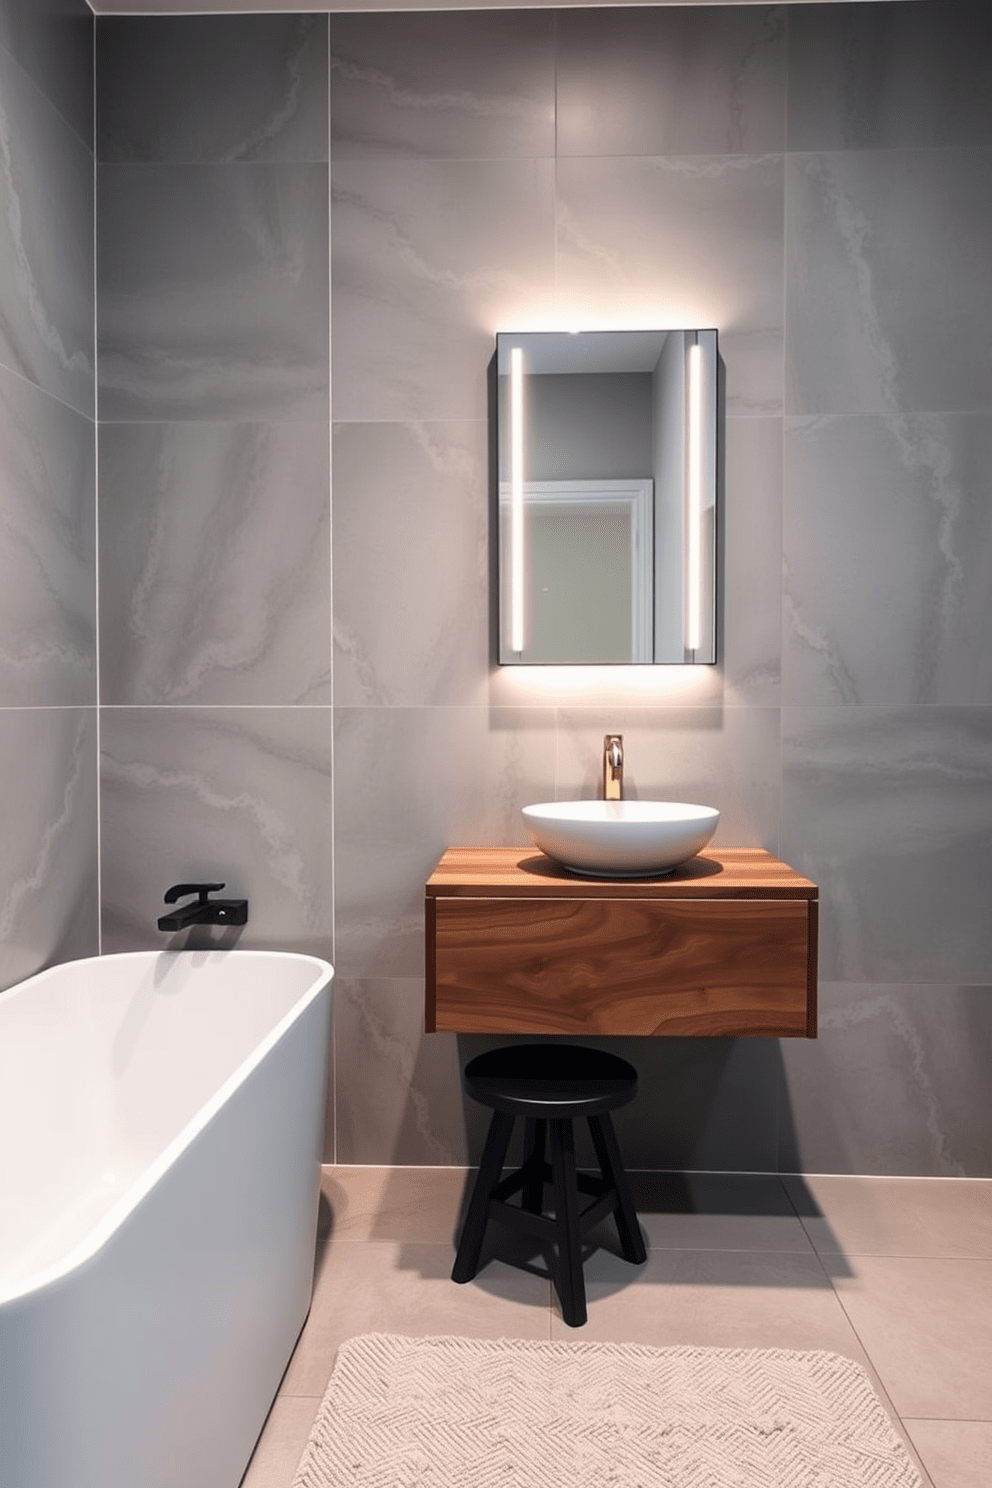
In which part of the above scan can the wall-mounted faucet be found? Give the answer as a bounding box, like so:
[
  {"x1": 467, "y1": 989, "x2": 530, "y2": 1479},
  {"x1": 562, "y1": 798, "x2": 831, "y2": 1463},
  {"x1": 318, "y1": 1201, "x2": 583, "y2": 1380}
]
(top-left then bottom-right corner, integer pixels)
[
  {"x1": 603, "y1": 735, "x2": 623, "y2": 801},
  {"x1": 157, "y1": 882, "x2": 249, "y2": 932}
]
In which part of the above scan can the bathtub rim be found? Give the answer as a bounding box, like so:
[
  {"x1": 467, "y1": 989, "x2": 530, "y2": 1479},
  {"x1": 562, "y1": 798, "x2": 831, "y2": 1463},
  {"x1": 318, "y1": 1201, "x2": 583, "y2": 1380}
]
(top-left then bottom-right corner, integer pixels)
[{"x1": 0, "y1": 948, "x2": 333, "y2": 1307}]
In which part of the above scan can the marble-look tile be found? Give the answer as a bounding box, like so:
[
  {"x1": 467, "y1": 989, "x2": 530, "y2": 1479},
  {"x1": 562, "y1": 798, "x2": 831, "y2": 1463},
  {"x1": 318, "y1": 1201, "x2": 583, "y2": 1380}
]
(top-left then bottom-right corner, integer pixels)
[
  {"x1": 331, "y1": 157, "x2": 555, "y2": 422},
  {"x1": 320, "y1": 1164, "x2": 471, "y2": 1243},
  {"x1": 554, "y1": 705, "x2": 782, "y2": 853},
  {"x1": 782, "y1": 1174, "x2": 992, "y2": 1258},
  {"x1": 784, "y1": 413, "x2": 992, "y2": 706},
  {"x1": 279, "y1": 1239, "x2": 551, "y2": 1397},
  {"x1": 781, "y1": 708, "x2": 992, "y2": 984},
  {"x1": 97, "y1": 15, "x2": 328, "y2": 164},
  {"x1": 605, "y1": 1035, "x2": 784, "y2": 1174},
  {"x1": 0, "y1": 0, "x2": 92, "y2": 145},
  {"x1": 0, "y1": 43, "x2": 94, "y2": 415},
  {"x1": 99, "y1": 421, "x2": 330, "y2": 706},
  {"x1": 99, "y1": 706, "x2": 333, "y2": 957},
  {"x1": 334, "y1": 979, "x2": 473, "y2": 1167},
  {"x1": 97, "y1": 162, "x2": 329, "y2": 422},
  {"x1": 786, "y1": 148, "x2": 992, "y2": 417},
  {"x1": 557, "y1": 6, "x2": 786, "y2": 158},
  {"x1": 488, "y1": 660, "x2": 725, "y2": 713},
  {"x1": 0, "y1": 706, "x2": 98, "y2": 992},
  {"x1": 788, "y1": 0, "x2": 992, "y2": 152},
  {"x1": 721, "y1": 415, "x2": 782, "y2": 704},
  {"x1": 779, "y1": 984, "x2": 992, "y2": 1179},
  {"x1": 826, "y1": 1253, "x2": 992, "y2": 1420},
  {"x1": 904, "y1": 1420, "x2": 992, "y2": 1488},
  {"x1": 332, "y1": 420, "x2": 487, "y2": 707},
  {"x1": 555, "y1": 154, "x2": 784, "y2": 417},
  {"x1": 333, "y1": 705, "x2": 556, "y2": 980},
  {"x1": 330, "y1": 11, "x2": 554, "y2": 162},
  {"x1": 0, "y1": 365, "x2": 95, "y2": 706}
]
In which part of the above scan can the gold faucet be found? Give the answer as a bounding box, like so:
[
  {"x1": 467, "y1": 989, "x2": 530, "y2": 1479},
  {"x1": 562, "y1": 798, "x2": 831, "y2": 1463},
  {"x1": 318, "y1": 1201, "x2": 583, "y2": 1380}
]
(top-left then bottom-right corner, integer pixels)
[{"x1": 604, "y1": 734, "x2": 623, "y2": 800}]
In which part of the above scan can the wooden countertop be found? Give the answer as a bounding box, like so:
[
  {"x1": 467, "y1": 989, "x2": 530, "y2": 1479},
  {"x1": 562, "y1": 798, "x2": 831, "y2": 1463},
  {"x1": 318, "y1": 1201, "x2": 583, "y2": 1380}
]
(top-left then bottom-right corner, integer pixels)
[{"x1": 426, "y1": 846, "x2": 817, "y2": 901}]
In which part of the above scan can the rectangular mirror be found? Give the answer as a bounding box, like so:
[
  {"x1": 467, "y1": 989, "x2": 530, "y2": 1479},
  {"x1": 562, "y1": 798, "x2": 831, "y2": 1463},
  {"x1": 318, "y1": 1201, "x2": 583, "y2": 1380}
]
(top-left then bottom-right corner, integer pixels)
[{"x1": 496, "y1": 330, "x2": 717, "y2": 665}]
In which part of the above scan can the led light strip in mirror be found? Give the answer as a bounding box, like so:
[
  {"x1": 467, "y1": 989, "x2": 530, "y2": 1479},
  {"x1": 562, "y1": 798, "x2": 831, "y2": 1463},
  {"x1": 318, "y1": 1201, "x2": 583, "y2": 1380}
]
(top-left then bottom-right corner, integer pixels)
[{"x1": 685, "y1": 338, "x2": 703, "y2": 655}]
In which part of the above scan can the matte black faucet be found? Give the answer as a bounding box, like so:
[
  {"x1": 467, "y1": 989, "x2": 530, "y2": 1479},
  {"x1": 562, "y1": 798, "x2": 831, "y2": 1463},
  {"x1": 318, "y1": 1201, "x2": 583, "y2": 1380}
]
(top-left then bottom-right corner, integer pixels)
[{"x1": 157, "y1": 882, "x2": 249, "y2": 932}]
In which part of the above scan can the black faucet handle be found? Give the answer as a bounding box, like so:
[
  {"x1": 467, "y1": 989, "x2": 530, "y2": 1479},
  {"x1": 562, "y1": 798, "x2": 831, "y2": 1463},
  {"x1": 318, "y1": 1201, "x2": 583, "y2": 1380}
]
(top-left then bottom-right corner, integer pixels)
[{"x1": 163, "y1": 882, "x2": 225, "y2": 905}]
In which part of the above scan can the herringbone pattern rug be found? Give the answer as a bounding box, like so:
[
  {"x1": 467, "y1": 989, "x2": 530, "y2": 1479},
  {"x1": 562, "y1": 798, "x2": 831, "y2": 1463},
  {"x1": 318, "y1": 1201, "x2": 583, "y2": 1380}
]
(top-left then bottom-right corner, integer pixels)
[{"x1": 292, "y1": 1333, "x2": 923, "y2": 1486}]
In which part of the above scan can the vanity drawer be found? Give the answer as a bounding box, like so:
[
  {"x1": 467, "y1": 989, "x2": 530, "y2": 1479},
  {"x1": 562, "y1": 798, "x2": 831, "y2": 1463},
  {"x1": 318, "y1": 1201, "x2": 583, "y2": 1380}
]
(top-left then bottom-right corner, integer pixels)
[{"x1": 427, "y1": 895, "x2": 816, "y2": 1038}]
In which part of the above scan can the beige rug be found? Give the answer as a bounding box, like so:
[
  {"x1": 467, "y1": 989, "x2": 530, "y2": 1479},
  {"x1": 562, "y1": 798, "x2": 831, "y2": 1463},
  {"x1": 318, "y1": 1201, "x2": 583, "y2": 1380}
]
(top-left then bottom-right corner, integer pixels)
[{"x1": 292, "y1": 1333, "x2": 923, "y2": 1487}]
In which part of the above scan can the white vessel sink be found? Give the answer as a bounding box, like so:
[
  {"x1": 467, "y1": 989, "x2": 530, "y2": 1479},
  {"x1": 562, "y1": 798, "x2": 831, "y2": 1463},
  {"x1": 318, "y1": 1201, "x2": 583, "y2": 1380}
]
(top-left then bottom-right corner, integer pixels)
[{"x1": 522, "y1": 799, "x2": 720, "y2": 878}]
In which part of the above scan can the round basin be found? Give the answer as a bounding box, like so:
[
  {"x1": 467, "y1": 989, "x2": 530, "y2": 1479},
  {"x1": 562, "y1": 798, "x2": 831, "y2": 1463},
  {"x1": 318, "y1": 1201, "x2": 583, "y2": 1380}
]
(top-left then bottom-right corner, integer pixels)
[{"x1": 522, "y1": 799, "x2": 720, "y2": 878}]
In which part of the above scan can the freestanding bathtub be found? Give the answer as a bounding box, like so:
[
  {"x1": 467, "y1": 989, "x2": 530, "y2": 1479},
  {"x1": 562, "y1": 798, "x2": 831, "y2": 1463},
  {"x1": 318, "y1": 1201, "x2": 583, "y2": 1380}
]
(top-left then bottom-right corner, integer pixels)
[{"x1": 0, "y1": 949, "x2": 333, "y2": 1488}]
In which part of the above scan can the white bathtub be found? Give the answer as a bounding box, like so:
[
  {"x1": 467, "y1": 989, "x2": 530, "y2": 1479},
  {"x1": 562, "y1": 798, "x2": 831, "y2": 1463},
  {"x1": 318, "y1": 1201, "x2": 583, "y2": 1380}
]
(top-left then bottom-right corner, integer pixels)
[{"x1": 0, "y1": 949, "x2": 333, "y2": 1488}]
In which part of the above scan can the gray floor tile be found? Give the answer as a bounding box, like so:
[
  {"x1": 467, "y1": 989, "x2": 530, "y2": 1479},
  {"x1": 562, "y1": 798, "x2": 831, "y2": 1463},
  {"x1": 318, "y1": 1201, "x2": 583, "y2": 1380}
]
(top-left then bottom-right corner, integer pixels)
[
  {"x1": 828, "y1": 1255, "x2": 992, "y2": 1420},
  {"x1": 784, "y1": 1174, "x2": 992, "y2": 1258},
  {"x1": 904, "y1": 1420, "x2": 992, "y2": 1488}
]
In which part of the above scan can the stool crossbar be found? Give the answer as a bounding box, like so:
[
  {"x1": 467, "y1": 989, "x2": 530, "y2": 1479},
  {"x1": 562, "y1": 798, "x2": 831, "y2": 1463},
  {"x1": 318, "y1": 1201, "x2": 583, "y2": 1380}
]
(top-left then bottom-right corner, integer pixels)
[{"x1": 452, "y1": 1045, "x2": 647, "y2": 1327}]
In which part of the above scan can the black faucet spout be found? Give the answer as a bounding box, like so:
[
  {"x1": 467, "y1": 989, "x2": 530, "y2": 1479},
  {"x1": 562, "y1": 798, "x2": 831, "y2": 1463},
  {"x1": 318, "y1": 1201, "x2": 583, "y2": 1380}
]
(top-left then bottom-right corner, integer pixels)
[{"x1": 157, "y1": 882, "x2": 249, "y2": 932}]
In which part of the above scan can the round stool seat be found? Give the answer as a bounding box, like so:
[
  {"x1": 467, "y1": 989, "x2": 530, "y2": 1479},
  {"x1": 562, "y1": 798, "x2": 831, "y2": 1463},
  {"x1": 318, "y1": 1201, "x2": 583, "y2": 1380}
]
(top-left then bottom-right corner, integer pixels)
[{"x1": 463, "y1": 1044, "x2": 638, "y2": 1120}]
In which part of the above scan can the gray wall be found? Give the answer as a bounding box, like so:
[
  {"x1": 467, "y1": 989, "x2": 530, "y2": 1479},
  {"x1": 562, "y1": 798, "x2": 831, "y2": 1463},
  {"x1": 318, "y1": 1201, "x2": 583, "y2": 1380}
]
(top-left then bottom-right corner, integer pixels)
[
  {"x1": 0, "y1": 0, "x2": 97, "y2": 990},
  {"x1": 29, "y1": 0, "x2": 989, "y2": 1178}
]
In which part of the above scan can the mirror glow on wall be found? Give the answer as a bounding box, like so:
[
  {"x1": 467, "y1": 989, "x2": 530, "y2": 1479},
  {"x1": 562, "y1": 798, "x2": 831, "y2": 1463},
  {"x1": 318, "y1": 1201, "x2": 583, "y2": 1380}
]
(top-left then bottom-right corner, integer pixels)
[{"x1": 497, "y1": 330, "x2": 718, "y2": 665}]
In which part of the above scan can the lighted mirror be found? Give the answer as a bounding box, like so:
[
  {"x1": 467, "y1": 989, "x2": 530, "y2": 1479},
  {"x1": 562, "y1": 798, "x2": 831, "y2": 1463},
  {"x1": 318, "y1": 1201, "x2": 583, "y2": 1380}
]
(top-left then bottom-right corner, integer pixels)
[{"x1": 497, "y1": 330, "x2": 717, "y2": 665}]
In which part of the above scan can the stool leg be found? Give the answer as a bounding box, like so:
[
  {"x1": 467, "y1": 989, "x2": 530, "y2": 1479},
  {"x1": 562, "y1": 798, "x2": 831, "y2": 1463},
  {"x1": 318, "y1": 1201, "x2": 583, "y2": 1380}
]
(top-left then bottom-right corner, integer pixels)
[
  {"x1": 588, "y1": 1113, "x2": 647, "y2": 1266},
  {"x1": 549, "y1": 1118, "x2": 586, "y2": 1327},
  {"x1": 452, "y1": 1110, "x2": 515, "y2": 1284},
  {"x1": 522, "y1": 1118, "x2": 547, "y2": 1213}
]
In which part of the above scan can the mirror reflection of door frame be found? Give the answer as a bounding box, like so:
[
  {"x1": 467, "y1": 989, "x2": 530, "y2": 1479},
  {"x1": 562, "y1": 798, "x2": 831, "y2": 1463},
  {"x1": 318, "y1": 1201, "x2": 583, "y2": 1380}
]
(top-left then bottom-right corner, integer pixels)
[{"x1": 500, "y1": 478, "x2": 654, "y2": 663}]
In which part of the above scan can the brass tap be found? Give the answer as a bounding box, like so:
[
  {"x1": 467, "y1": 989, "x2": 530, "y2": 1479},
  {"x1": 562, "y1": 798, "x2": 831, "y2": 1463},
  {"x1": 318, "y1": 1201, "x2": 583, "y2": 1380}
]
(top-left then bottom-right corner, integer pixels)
[{"x1": 604, "y1": 734, "x2": 623, "y2": 801}]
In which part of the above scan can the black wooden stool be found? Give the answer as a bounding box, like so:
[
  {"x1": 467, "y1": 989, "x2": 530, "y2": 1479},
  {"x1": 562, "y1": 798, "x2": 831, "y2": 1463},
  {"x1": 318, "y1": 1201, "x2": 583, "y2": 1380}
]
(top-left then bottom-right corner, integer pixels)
[{"x1": 452, "y1": 1043, "x2": 647, "y2": 1327}]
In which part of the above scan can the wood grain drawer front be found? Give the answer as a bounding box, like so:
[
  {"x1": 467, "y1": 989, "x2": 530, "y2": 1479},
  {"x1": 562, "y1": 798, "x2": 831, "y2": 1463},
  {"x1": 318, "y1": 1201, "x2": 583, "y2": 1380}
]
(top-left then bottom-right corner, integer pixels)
[{"x1": 430, "y1": 896, "x2": 815, "y2": 1037}]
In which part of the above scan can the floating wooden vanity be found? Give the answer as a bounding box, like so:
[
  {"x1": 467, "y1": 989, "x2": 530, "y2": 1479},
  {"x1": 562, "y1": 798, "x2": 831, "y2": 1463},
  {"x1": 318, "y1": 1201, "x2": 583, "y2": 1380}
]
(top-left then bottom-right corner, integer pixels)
[{"x1": 425, "y1": 847, "x2": 817, "y2": 1038}]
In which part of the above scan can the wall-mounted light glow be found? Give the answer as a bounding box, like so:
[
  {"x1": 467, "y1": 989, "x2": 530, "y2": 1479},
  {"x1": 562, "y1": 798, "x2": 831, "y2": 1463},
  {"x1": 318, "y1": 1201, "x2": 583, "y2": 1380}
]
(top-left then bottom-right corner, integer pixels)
[
  {"x1": 510, "y1": 346, "x2": 525, "y2": 653},
  {"x1": 685, "y1": 340, "x2": 703, "y2": 655}
]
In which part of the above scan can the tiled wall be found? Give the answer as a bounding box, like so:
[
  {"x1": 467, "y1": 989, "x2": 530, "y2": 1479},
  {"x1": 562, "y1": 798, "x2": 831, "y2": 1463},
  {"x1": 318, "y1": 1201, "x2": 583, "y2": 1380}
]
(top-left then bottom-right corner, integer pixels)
[
  {"x1": 81, "y1": 0, "x2": 992, "y2": 1177},
  {"x1": 95, "y1": 16, "x2": 333, "y2": 981},
  {"x1": 0, "y1": 0, "x2": 97, "y2": 990}
]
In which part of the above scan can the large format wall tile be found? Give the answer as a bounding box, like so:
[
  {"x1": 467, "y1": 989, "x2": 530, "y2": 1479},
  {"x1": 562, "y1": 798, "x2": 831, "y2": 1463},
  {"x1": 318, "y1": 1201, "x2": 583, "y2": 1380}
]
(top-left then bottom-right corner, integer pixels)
[
  {"x1": 780, "y1": 982, "x2": 992, "y2": 1177},
  {"x1": 0, "y1": 42, "x2": 94, "y2": 414},
  {"x1": 721, "y1": 415, "x2": 782, "y2": 704},
  {"x1": 334, "y1": 976, "x2": 470, "y2": 1165},
  {"x1": 99, "y1": 420, "x2": 330, "y2": 706},
  {"x1": 97, "y1": 162, "x2": 329, "y2": 422},
  {"x1": 97, "y1": 14, "x2": 328, "y2": 164},
  {"x1": 100, "y1": 706, "x2": 333, "y2": 957},
  {"x1": 0, "y1": 707, "x2": 98, "y2": 992},
  {"x1": 787, "y1": 0, "x2": 992, "y2": 153},
  {"x1": 557, "y1": 5, "x2": 786, "y2": 158},
  {"x1": 608, "y1": 1034, "x2": 784, "y2": 1173},
  {"x1": 332, "y1": 157, "x2": 555, "y2": 423},
  {"x1": 0, "y1": 0, "x2": 92, "y2": 144},
  {"x1": 332, "y1": 419, "x2": 487, "y2": 707},
  {"x1": 784, "y1": 413, "x2": 992, "y2": 707},
  {"x1": 782, "y1": 707, "x2": 992, "y2": 984},
  {"x1": 556, "y1": 154, "x2": 784, "y2": 416},
  {"x1": 333, "y1": 705, "x2": 556, "y2": 980},
  {"x1": 0, "y1": 365, "x2": 94, "y2": 705},
  {"x1": 330, "y1": 11, "x2": 554, "y2": 162},
  {"x1": 786, "y1": 147, "x2": 992, "y2": 417}
]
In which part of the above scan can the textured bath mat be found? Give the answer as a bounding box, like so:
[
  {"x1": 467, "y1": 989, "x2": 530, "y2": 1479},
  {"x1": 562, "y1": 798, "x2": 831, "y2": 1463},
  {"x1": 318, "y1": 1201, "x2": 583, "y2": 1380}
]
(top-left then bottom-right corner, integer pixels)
[{"x1": 292, "y1": 1332, "x2": 923, "y2": 1487}]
